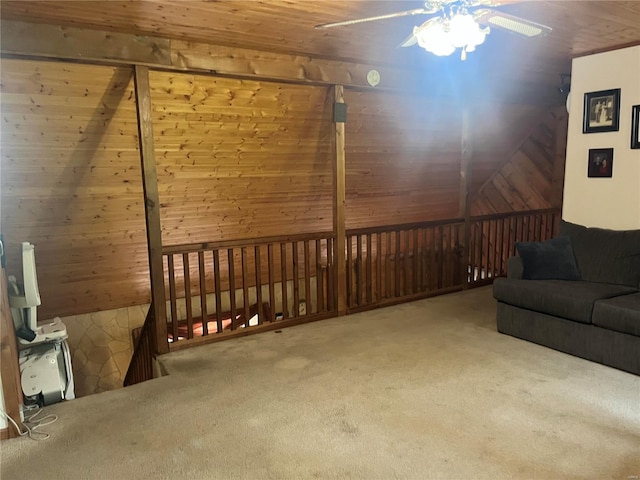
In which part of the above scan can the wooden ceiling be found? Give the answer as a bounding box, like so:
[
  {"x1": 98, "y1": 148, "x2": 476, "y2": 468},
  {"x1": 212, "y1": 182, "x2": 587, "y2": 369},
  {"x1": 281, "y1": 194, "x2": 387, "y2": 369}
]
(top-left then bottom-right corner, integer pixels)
[{"x1": 1, "y1": 1, "x2": 639, "y2": 102}]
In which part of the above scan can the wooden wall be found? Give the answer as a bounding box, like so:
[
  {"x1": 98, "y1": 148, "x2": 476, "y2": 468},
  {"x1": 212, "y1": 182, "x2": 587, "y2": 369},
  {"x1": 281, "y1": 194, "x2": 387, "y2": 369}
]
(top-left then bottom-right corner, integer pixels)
[
  {"x1": 0, "y1": 56, "x2": 567, "y2": 319},
  {"x1": 0, "y1": 59, "x2": 149, "y2": 319},
  {"x1": 344, "y1": 91, "x2": 462, "y2": 228},
  {"x1": 470, "y1": 109, "x2": 566, "y2": 215}
]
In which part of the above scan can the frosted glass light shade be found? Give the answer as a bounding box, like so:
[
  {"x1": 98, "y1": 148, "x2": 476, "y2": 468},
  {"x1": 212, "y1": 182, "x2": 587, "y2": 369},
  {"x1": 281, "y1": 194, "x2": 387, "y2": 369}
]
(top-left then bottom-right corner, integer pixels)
[{"x1": 414, "y1": 14, "x2": 490, "y2": 59}]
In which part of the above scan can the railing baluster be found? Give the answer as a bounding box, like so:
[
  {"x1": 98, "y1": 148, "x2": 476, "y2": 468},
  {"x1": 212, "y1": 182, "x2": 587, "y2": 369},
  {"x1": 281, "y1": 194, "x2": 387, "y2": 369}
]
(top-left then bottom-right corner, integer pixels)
[
  {"x1": 304, "y1": 241, "x2": 311, "y2": 315},
  {"x1": 413, "y1": 228, "x2": 420, "y2": 293},
  {"x1": 327, "y1": 238, "x2": 335, "y2": 311},
  {"x1": 268, "y1": 243, "x2": 275, "y2": 321},
  {"x1": 255, "y1": 245, "x2": 263, "y2": 324},
  {"x1": 453, "y1": 224, "x2": 461, "y2": 286},
  {"x1": 280, "y1": 242, "x2": 288, "y2": 319},
  {"x1": 404, "y1": 230, "x2": 411, "y2": 295},
  {"x1": 385, "y1": 232, "x2": 392, "y2": 299},
  {"x1": 366, "y1": 234, "x2": 373, "y2": 304},
  {"x1": 425, "y1": 227, "x2": 432, "y2": 289},
  {"x1": 213, "y1": 249, "x2": 223, "y2": 333},
  {"x1": 292, "y1": 241, "x2": 300, "y2": 316},
  {"x1": 376, "y1": 232, "x2": 382, "y2": 303},
  {"x1": 228, "y1": 248, "x2": 237, "y2": 330},
  {"x1": 198, "y1": 251, "x2": 208, "y2": 336},
  {"x1": 421, "y1": 228, "x2": 427, "y2": 290},
  {"x1": 167, "y1": 254, "x2": 178, "y2": 342},
  {"x1": 356, "y1": 234, "x2": 363, "y2": 305},
  {"x1": 183, "y1": 252, "x2": 193, "y2": 339},
  {"x1": 242, "y1": 247, "x2": 250, "y2": 327},
  {"x1": 437, "y1": 225, "x2": 444, "y2": 289},
  {"x1": 346, "y1": 235, "x2": 353, "y2": 308},
  {"x1": 497, "y1": 219, "x2": 505, "y2": 277},
  {"x1": 395, "y1": 230, "x2": 402, "y2": 297},
  {"x1": 316, "y1": 239, "x2": 324, "y2": 313}
]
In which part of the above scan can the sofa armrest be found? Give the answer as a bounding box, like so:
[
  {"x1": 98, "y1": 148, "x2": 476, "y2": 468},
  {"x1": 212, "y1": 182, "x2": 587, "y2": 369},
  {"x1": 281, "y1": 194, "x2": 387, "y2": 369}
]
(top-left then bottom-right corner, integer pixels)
[{"x1": 507, "y1": 256, "x2": 524, "y2": 279}]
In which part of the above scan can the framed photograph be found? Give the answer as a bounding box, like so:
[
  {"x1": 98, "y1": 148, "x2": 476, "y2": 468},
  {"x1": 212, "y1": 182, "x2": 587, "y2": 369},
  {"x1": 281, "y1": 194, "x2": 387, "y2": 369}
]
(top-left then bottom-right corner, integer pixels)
[
  {"x1": 583, "y1": 88, "x2": 621, "y2": 133},
  {"x1": 632, "y1": 105, "x2": 640, "y2": 149},
  {"x1": 588, "y1": 148, "x2": 614, "y2": 178}
]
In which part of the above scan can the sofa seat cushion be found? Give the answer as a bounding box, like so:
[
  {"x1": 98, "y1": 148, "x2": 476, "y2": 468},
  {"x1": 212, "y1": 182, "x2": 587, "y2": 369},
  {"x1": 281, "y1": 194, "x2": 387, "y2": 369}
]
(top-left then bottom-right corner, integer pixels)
[
  {"x1": 493, "y1": 278, "x2": 638, "y2": 324},
  {"x1": 592, "y1": 292, "x2": 640, "y2": 336}
]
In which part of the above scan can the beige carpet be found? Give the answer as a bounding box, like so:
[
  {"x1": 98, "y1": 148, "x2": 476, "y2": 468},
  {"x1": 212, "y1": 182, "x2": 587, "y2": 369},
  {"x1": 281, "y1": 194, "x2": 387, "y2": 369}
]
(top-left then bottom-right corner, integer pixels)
[{"x1": 2, "y1": 287, "x2": 639, "y2": 480}]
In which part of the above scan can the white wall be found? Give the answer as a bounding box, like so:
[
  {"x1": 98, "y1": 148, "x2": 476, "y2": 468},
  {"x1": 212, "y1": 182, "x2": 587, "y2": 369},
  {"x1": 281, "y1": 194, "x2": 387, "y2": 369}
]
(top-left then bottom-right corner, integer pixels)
[{"x1": 563, "y1": 46, "x2": 640, "y2": 230}]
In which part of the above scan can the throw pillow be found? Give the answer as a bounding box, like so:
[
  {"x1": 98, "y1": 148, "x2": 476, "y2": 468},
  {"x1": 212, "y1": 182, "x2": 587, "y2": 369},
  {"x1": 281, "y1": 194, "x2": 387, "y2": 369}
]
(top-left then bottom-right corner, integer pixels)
[{"x1": 515, "y1": 236, "x2": 581, "y2": 281}]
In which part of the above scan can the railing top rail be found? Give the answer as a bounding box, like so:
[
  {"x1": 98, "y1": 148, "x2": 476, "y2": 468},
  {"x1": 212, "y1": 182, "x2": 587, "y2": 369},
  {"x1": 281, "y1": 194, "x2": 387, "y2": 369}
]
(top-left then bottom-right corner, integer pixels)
[
  {"x1": 469, "y1": 208, "x2": 561, "y2": 223},
  {"x1": 163, "y1": 231, "x2": 335, "y2": 255},
  {"x1": 346, "y1": 218, "x2": 465, "y2": 237}
]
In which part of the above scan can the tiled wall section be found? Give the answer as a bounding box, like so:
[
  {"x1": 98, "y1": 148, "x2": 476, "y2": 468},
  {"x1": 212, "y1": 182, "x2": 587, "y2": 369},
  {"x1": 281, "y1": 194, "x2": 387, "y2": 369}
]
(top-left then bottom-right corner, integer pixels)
[
  {"x1": 62, "y1": 278, "x2": 318, "y2": 398},
  {"x1": 62, "y1": 304, "x2": 148, "y2": 398}
]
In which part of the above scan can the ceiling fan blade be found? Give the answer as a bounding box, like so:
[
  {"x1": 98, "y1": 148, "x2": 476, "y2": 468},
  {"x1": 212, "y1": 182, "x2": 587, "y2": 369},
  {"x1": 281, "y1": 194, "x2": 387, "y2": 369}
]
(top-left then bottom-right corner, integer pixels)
[
  {"x1": 315, "y1": 7, "x2": 436, "y2": 29},
  {"x1": 399, "y1": 33, "x2": 419, "y2": 48},
  {"x1": 474, "y1": 8, "x2": 552, "y2": 37}
]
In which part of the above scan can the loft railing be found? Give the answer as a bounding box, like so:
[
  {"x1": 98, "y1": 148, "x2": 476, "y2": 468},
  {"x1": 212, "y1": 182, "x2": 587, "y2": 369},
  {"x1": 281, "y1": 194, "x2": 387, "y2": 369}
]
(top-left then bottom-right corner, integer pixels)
[
  {"x1": 467, "y1": 208, "x2": 561, "y2": 286},
  {"x1": 345, "y1": 219, "x2": 465, "y2": 312},
  {"x1": 123, "y1": 306, "x2": 155, "y2": 386},
  {"x1": 161, "y1": 231, "x2": 337, "y2": 350},
  {"x1": 125, "y1": 208, "x2": 560, "y2": 385}
]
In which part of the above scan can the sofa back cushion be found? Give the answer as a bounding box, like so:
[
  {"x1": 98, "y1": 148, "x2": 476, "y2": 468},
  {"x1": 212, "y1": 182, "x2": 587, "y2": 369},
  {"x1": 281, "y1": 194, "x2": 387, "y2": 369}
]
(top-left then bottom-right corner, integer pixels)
[{"x1": 559, "y1": 220, "x2": 640, "y2": 288}]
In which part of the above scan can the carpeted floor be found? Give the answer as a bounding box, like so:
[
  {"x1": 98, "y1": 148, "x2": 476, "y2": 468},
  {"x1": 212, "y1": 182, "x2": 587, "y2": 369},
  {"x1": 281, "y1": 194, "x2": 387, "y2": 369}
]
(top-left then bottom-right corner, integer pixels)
[{"x1": 2, "y1": 287, "x2": 639, "y2": 480}]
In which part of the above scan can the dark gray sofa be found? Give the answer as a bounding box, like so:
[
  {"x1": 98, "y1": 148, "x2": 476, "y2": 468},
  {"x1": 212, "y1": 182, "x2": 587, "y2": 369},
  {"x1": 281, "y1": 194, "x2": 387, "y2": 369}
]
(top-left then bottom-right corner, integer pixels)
[{"x1": 493, "y1": 220, "x2": 640, "y2": 375}]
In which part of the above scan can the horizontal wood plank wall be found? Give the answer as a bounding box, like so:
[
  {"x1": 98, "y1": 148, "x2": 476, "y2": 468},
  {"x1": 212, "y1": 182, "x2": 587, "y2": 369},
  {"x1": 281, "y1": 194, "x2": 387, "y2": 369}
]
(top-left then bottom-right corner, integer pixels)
[
  {"x1": 149, "y1": 71, "x2": 334, "y2": 245},
  {"x1": 344, "y1": 90, "x2": 462, "y2": 229},
  {"x1": 0, "y1": 59, "x2": 149, "y2": 318},
  {"x1": 470, "y1": 108, "x2": 566, "y2": 215}
]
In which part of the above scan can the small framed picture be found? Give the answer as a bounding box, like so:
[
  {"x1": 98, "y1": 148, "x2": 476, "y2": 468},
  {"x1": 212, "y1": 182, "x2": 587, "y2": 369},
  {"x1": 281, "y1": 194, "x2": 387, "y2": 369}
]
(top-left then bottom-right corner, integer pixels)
[
  {"x1": 583, "y1": 89, "x2": 621, "y2": 133},
  {"x1": 588, "y1": 148, "x2": 614, "y2": 178},
  {"x1": 632, "y1": 105, "x2": 640, "y2": 149}
]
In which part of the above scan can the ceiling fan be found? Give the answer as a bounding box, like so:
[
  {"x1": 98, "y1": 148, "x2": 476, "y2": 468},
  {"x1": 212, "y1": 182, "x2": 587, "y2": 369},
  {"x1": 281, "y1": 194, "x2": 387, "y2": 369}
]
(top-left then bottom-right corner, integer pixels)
[{"x1": 315, "y1": 0, "x2": 552, "y2": 60}]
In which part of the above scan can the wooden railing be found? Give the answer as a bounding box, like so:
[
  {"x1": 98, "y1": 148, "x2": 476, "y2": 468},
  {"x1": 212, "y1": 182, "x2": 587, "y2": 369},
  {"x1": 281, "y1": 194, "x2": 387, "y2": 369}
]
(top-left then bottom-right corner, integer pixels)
[
  {"x1": 162, "y1": 231, "x2": 336, "y2": 350},
  {"x1": 345, "y1": 219, "x2": 466, "y2": 312},
  {"x1": 345, "y1": 208, "x2": 561, "y2": 312},
  {"x1": 123, "y1": 306, "x2": 155, "y2": 386},
  {"x1": 467, "y1": 208, "x2": 561, "y2": 286},
  {"x1": 125, "y1": 208, "x2": 561, "y2": 382}
]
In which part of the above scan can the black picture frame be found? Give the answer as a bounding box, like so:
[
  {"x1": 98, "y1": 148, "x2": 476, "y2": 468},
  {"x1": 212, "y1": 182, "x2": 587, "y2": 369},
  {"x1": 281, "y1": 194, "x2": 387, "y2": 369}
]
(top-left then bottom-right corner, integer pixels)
[
  {"x1": 583, "y1": 89, "x2": 621, "y2": 133},
  {"x1": 588, "y1": 148, "x2": 614, "y2": 178},
  {"x1": 632, "y1": 105, "x2": 640, "y2": 149}
]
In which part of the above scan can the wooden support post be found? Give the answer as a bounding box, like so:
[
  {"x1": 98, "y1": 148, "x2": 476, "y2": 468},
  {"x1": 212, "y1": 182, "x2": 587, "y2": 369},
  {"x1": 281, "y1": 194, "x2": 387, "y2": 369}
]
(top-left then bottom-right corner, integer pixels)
[
  {"x1": 134, "y1": 65, "x2": 169, "y2": 355},
  {"x1": 1, "y1": 269, "x2": 24, "y2": 439},
  {"x1": 333, "y1": 85, "x2": 348, "y2": 315},
  {"x1": 460, "y1": 108, "x2": 472, "y2": 288}
]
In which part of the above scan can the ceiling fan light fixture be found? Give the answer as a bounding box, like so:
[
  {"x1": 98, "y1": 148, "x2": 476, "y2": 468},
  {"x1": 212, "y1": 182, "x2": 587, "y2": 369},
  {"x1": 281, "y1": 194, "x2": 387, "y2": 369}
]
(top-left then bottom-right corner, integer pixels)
[
  {"x1": 414, "y1": 20, "x2": 456, "y2": 57},
  {"x1": 414, "y1": 12, "x2": 490, "y2": 60}
]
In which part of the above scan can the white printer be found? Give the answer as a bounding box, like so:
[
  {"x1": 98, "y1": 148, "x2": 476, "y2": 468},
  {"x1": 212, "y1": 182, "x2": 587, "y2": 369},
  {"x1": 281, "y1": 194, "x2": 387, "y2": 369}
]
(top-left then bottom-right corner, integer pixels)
[{"x1": 8, "y1": 242, "x2": 75, "y2": 406}]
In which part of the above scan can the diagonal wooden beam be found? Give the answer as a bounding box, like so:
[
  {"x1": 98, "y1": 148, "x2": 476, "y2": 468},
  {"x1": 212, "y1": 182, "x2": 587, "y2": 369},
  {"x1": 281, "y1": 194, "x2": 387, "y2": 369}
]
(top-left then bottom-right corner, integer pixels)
[{"x1": 134, "y1": 65, "x2": 168, "y2": 355}]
